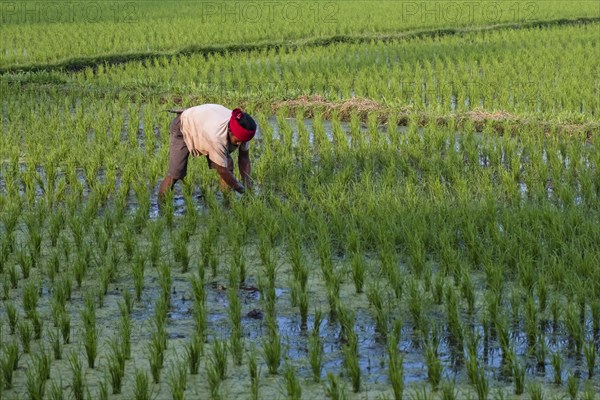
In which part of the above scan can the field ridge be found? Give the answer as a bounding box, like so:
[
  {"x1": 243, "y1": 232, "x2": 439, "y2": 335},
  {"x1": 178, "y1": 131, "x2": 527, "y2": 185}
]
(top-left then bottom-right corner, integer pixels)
[{"x1": 1, "y1": 16, "x2": 598, "y2": 75}]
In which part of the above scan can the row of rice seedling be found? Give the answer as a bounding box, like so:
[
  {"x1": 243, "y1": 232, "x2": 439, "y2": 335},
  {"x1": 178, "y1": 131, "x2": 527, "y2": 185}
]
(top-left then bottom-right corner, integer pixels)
[
  {"x1": 2, "y1": 1, "x2": 598, "y2": 67},
  {"x1": 46, "y1": 22, "x2": 599, "y2": 123}
]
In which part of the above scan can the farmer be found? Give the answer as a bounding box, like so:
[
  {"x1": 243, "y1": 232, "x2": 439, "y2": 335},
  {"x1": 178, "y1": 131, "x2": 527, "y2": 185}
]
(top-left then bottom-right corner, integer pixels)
[{"x1": 158, "y1": 104, "x2": 257, "y2": 205}]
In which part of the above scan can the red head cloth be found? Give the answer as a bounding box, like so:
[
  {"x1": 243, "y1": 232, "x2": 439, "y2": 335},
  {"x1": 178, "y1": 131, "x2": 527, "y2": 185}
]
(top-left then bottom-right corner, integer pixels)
[{"x1": 229, "y1": 108, "x2": 256, "y2": 142}]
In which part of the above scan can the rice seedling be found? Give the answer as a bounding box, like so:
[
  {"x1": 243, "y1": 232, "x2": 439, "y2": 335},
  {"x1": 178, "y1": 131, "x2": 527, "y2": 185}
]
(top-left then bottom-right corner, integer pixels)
[
  {"x1": 350, "y1": 251, "x2": 366, "y2": 294},
  {"x1": 387, "y1": 328, "x2": 404, "y2": 400},
  {"x1": 132, "y1": 251, "x2": 145, "y2": 301},
  {"x1": 148, "y1": 331, "x2": 164, "y2": 384},
  {"x1": 228, "y1": 284, "x2": 244, "y2": 366},
  {"x1": 409, "y1": 385, "x2": 434, "y2": 400},
  {"x1": 4, "y1": 301, "x2": 18, "y2": 334},
  {"x1": 527, "y1": 381, "x2": 543, "y2": 400},
  {"x1": 167, "y1": 360, "x2": 188, "y2": 400},
  {"x1": 425, "y1": 326, "x2": 442, "y2": 390},
  {"x1": 248, "y1": 345, "x2": 260, "y2": 400},
  {"x1": 1, "y1": 341, "x2": 19, "y2": 389},
  {"x1": 566, "y1": 372, "x2": 578, "y2": 400},
  {"x1": 325, "y1": 372, "x2": 347, "y2": 400},
  {"x1": 7, "y1": 262, "x2": 18, "y2": 289},
  {"x1": 511, "y1": 352, "x2": 525, "y2": 395},
  {"x1": 262, "y1": 316, "x2": 281, "y2": 375},
  {"x1": 283, "y1": 358, "x2": 302, "y2": 400},
  {"x1": 60, "y1": 310, "x2": 71, "y2": 344},
  {"x1": 185, "y1": 333, "x2": 203, "y2": 374},
  {"x1": 583, "y1": 340, "x2": 596, "y2": 379},
  {"x1": 339, "y1": 306, "x2": 360, "y2": 393},
  {"x1": 69, "y1": 351, "x2": 85, "y2": 400},
  {"x1": 207, "y1": 356, "x2": 223, "y2": 400},
  {"x1": 48, "y1": 378, "x2": 65, "y2": 400},
  {"x1": 134, "y1": 369, "x2": 151, "y2": 400},
  {"x1": 18, "y1": 319, "x2": 33, "y2": 353},
  {"x1": 580, "y1": 382, "x2": 596, "y2": 400},
  {"x1": 173, "y1": 232, "x2": 190, "y2": 273},
  {"x1": 309, "y1": 309, "x2": 324, "y2": 383},
  {"x1": 81, "y1": 291, "x2": 98, "y2": 368},
  {"x1": 210, "y1": 339, "x2": 228, "y2": 381},
  {"x1": 107, "y1": 337, "x2": 126, "y2": 394},
  {"x1": 48, "y1": 327, "x2": 62, "y2": 360},
  {"x1": 551, "y1": 352, "x2": 563, "y2": 385},
  {"x1": 1, "y1": 277, "x2": 10, "y2": 301},
  {"x1": 440, "y1": 381, "x2": 457, "y2": 400},
  {"x1": 25, "y1": 365, "x2": 46, "y2": 400}
]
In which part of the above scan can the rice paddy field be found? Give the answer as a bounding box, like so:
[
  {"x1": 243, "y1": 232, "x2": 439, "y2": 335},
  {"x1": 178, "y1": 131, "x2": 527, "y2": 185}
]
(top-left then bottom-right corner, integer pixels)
[{"x1": 1, "y1": 1, "x2": 600, "y2": 399}]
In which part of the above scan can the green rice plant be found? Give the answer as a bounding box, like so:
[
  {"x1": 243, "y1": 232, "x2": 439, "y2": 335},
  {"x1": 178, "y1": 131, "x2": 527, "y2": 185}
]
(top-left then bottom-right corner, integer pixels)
[
  {"x1": 298, "y1": 282, "x2": 309, "y2": 330},
  {"x1": 309, "y1": 310, "x2": 324, "y2": 383},
  {"x1": 564, "y1": 303, "x2": 584, "y2": 354},
  {"x1": 148, "y1": 332, "x2": 164, "y2": 384},
  {"x1": 512, "y1": 353, "x2": 525, "y2": 395},
  {"x1": 48, "y1": 327, "x2": 62, "y2": 360},
  {"x1": 342, "y1": 326, "x2": 360, "y2": 392},
  {"x1": 425, "y1": 327, "x2": 442, "y2": 390},
  {"x1": 366, "y1": 282, "x2": 388, "y2": 337},
  {"x1": 158, "y1": 262, "x2": 172, "y2": 306},
  {"x1": 107, "y1": 338, "x2": 126, "y2": 394},
  {"x1": 407, "y1": 278, "x2": 426, "y2": 336},
  {"x1": 210, "y1": 339, "x2": 228, "y2": 381},
  {"x1": 22, "y1": 279, "x2": 40, "y2": 319},
  {"x1": 580, "y1": 382, "x2": 595, "y2": 400},
  {"x1": 283, "y1": 359, "x2": 302, "y2": 400},
  {"x1": 7, "y1": 262, "x2": 18, "y2": 289},
  {"x1": 262, "y1": 317, "x2": 281, "y2": 375},
  {"x1": 440, "y1": 381, "x2": 457, "y2": 400},
  {"x1": 566, "y1": 372, "x2": 578, "y2": 400},
  {"x1": 206, "y1": 356, "x2": 222, "y2": 400},
  {"x1": 1, "y1": 341, "x2": 19, "y2": 389},
  {"x1": 228, "y1": 284, "x2": 244, "y2": 366},
  {"x1": 31, "y1": 310, "x2": 43, "y2": 339},
  {"x1": 248, "y1": 345, "x2": 260, "y2": 400},
  {"x1": 1, "y1": 276, "x2": 10, "y2": 300},
  {"x1": 72, "y1": 253, "x2": 87, "y2": 289},
  {"x1": 18, "y1": 247, "x2": 32, "y2": 280},
  {"x1": 350, "y1": 252, "x2": 366, "y2": 294},
  {"x1": 409, "y1": 385, "x2": 434, "y2": 400},
  {"x1": 550, "y1": 298, "x2": 561, "y2": 331},
  {"x1": 527, "y1": 381, "x2": 543, "y2": 400},
  {"x1": 148, "y1": 219, "x2": 164, "y2": 268},
  {"x1": 133, "y1": 369, "x2": 151, "y2": 400},
  {"x1": 524, "y1": 295, "x2": 538, "y2": 350},
  {"x1": 4, "y1": 301, "x2": 18, "y2": 334},
  {"x1": 460, "y1": 271, "x2": 475, "y2": 316},
  {"x1": 25, "y1": 365, "x2": 46, "y2": 400},
  {"x1": 18, "y1": 319, "x2": 33, "y2": 353},
  {"x1": 167, "y1": 360, "x2": 187, "y2": 400},
  {"x1": 583, "y1": 340, "x2": 596, "y2": 379},
  {"x1": 535, "y1": 333, "x2": 547, "y2": 371},
  {"x1": 173, "y1": 235, "x2": 189, "y2": 273},
  {"x1": 551, "y1": 351, "x2": 563, "y2": 385},
  {"x1": 132, "y1": 251, "x2": 145, "y2": 301},
  {"x1": 185, "y1": 334, "x2": 203, "y2": 374},
  {"x1": 48, "y1": 378, "x2": 65, "y2": 400},
  {"x1": 69, "y1": 352, "x2": 85, "y2": 400},
  {"x1": 29, "y1": 347, "x2": 52, "y2": 382},
  {"x1": 325, "y1": 372, "x2": 347, "y2": 400},
  {"x1": 81, "y1": 292, "x2": 98, "y2": 368},
  {"x1": 92, "y1": 372, "x2": 110, "y2": 400},
  {"x1": 387, "y1": 329, "x2": 404, "y2": 400},
  {"x1": 591, "y1": 299, "x2": 599, "y2": 334},
  {"x1": 445, "y1": 286, "x2": 463, "y2": 350},
  {"x1": 60, "y1": 311, "x2": 70, "y2": 344}
]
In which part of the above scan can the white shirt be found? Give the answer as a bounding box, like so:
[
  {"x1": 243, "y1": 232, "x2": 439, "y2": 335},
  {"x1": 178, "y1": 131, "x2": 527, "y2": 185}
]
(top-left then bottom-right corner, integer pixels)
[{"x1": 180, "y1": 104, "x2": 250, "y2": 168}]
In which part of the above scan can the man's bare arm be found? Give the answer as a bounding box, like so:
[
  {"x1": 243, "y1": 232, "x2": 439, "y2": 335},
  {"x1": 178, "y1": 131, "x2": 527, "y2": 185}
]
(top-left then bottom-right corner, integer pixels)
[
  {"x1": 238, "y1": 149, "x2": 252, "y2": 190},
  {"x1": 214, "y1": 163, "x2": 245, "y2": 193}
]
